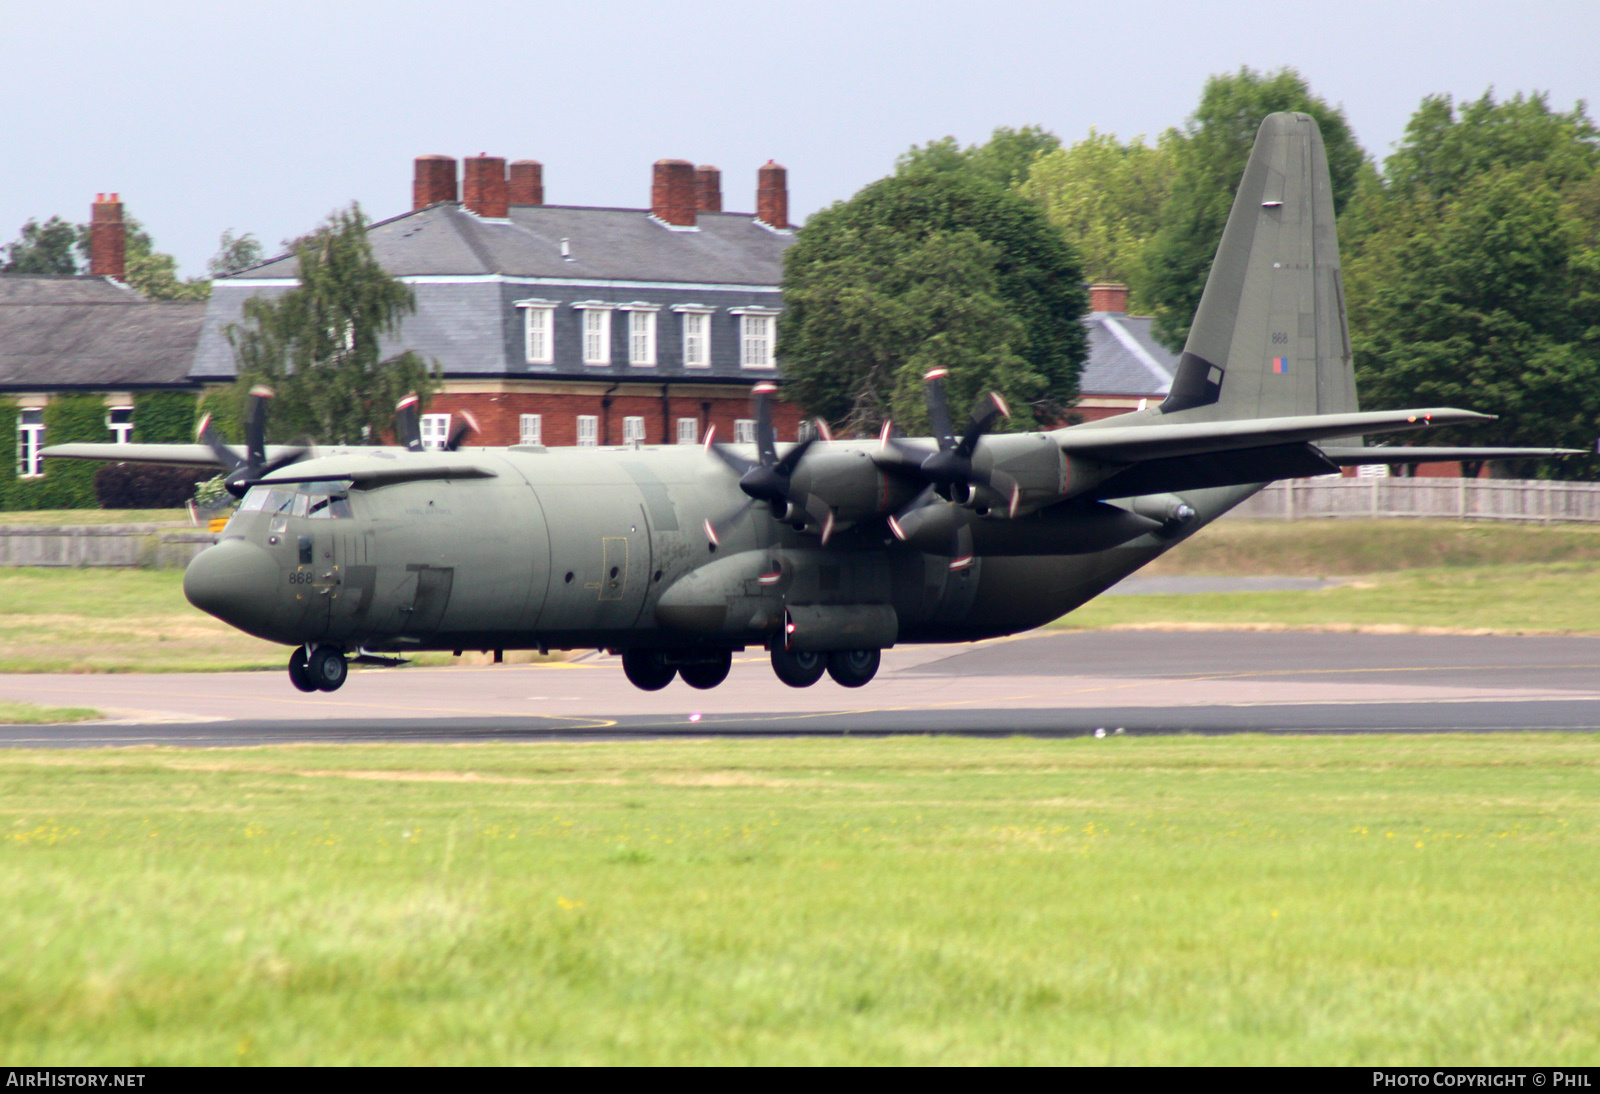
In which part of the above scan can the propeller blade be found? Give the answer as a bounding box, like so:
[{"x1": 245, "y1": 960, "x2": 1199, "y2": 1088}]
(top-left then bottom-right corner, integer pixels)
[
  {"x1": 948, "y1": 522, "x2": 975, "y2": 571},
  {"x1": 244, "y1": 385, "x2": 273, "y2": 473},
  {"x1": 395, "y1": 394, "x2": 422, "y2": 452},
  {"x1": 772, "y1": 434, "x2": 817, "y2": 476},
  {"x1": 971, "y1": 467, "x2": 1022, "y2": 518},
  {"x1": 752, "y1": 382, "x2": 779, "y2": 468},
  {"x1": 703, "y1": 498, "x2": 757, "y2": 546},
  {"x1": 792, "y1": 492, "x2": 836, "y2": 545},
  {"x1": 707, "y1": 440, "x2": 755, "y2": 476},
  {"x1": 956, "y1": 392, "x2": 1010, "y2": 458},
  {"x1": 445, "y1": 410, "x2": 479, "y2": 451},
  {"x1": 887, "y1": 484, "x2": 940, "y2": 541},
  {"x1": 923, "y1": 368, "x2": 956, "y2": 451},
  {"x1": 196, "y1": 413, "x2": 244, "y2": 472}
]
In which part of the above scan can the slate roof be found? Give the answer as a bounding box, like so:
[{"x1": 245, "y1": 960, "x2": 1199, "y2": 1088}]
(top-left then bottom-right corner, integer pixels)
[
  {"x1": 232, "y1": 203, "x2": 792, "y2": 285},
  {"x1": 1078, "y1": 310, "x2": 1176, "y2": 399},
  {"x1": 0, "y1": 274, "x2": 205, "y2": 389}
]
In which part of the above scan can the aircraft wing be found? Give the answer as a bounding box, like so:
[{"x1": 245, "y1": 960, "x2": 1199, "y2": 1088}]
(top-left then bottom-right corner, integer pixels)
[
  {"x1": 1053, "y1": 408, "x2": 1491, "y2": 462},
  {"x1": 39, "y1": 443, "x2": 301, "y2": 468},
  {"x1": 1317, "y1": 446, "x2": 1584, "y2": 465}
]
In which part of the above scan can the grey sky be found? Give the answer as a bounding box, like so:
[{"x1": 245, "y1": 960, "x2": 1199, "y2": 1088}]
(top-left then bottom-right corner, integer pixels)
[{"x1": 4, "y1": 0, "x2": 1596, "y2": 278}]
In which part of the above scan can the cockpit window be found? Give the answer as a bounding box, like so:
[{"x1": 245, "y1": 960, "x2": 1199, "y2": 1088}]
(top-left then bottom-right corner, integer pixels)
[{"x1": 239, "y1": 481, "x2": 353, "y2": 519}]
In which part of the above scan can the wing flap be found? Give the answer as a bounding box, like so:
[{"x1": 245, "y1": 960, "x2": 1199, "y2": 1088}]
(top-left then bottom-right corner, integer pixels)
[
  {"x1": 1318, "y1": 446, "x2": 1583, "y2": 465},
  {"x1": 1055, "y1": 408, "x2": 1491, "y2": 463}
]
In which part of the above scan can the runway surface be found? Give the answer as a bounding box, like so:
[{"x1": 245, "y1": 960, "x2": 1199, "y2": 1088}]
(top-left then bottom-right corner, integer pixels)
[{"x1": 3, "y1": 629, "x2": 1600, "y2": 746}]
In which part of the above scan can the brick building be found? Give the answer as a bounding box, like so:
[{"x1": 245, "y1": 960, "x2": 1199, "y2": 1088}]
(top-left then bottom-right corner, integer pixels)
[{"x1": 191, "y1": 156, "x2": 804, "y2": 448}]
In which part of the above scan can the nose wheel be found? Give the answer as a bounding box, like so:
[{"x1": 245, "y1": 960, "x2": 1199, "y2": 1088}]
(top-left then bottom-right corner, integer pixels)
[{"x1": 289, "y1": 646, "x2": 348, "y2": 692}]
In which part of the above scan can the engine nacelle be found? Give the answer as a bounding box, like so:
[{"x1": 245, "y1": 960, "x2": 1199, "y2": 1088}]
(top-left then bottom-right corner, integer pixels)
[{"x1": 784, "y1": 604, "x2": 898, "y2": 651}]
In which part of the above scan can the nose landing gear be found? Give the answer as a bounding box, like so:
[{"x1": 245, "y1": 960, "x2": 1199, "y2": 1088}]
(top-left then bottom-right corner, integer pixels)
[{"x1": 289, "y1": 645, "x2": 348, "y2": 692}]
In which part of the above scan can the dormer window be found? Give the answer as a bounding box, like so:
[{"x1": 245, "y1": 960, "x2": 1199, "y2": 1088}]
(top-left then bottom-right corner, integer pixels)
[
  {"x1": 515, "y1": 299, "x2": 556, "y2": 365},
  {"x1": 619, "y1": 303, "x2": 659, "y2": 367},
  {"x1": 731, "y1": 306, "x2": 780, "y2": 369},
  {"x1": 673, "y1": 304, "x2": 714, "y2": 368},
  {"x1": 572, "y1": 302, "x2": 615, "y2": 366}
]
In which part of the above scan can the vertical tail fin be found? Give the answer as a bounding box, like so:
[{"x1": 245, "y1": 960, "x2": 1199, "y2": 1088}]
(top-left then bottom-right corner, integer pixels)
[{"x1": 1160, "y1": 112, "x2": 1357, "y2": 424}]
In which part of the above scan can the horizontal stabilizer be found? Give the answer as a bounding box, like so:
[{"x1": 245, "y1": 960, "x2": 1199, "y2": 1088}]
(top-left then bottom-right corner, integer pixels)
[
  {"x1": 1318, "y1": 446, "x2": 1582, "y2": 465},
  {"x1": 1055, "y1": 408, "x2": 1490, "y2": 464}
]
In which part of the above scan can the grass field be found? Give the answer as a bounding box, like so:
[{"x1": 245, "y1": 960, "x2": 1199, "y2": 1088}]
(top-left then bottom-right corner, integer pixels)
[{"x1": 1, "y1": 734, "x2": 1595, "y2": 1065}]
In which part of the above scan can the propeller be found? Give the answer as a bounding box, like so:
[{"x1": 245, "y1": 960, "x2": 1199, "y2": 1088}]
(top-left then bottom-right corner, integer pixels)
[
  {"x1": 198, "y1": 385, "x2": 309, "y2": 498},
  {"x1": 394, "y1": 394, "x2": 423, "y2": 452},
  {"x1": 395, "y1": 396, "x2": 477, "y2": 452},
  {"x1": 883, "y1": 368, "x2": 1020, "y2": 569},
  {"x1": 703, "y1": 382, "x2": 836, "y2": 546},
  {"x1": 444, "y1": 410, "x2": 479, "y2": 451}
]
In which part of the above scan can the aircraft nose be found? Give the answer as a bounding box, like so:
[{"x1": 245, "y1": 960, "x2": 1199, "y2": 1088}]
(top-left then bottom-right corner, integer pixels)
[{"x1": 184, "y1": 539, "x2": 281, "y2": 637}]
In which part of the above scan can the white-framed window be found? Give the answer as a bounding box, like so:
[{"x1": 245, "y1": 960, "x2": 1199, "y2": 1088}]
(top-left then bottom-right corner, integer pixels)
[
  {"x1": 620, "y1": 304, "x2": 659, "y2": 367},
  {"x1": 517, "y1": 300, "x2": 556, "y2": 365},
  {"x1": 519, "y1": 414, "x2": 543, "y2": 446},
  {"x1": 676, "y1": 417, "x2": 699, "y2": 445},
  {"x1": 15, "y1": 408, "x2": 43, "y2": 478},
  {"x1": 622, "y1": 416, "x2": 646, "y2": 445},
  {"x1": 733, "y1": 419, "x2": 756, "y2": 444},
  {"x1": 573, "y1": 302, "x2": 615, "y2": 365},
  {"x1": 420, "y1": 412, "x2": 451, "y2": 450},
  {"x1": 106, "y1": 406, "x2": 133, "y2": 444},
  {"x1": 673, "y1": 305, "x2": 714, "y2": 368},
  {"x1": 797, "y1": 419, "x2": 818, "y2": 442},
  {"x1": 731, "y1": 307, "x2": 780, "y2": 369},
  {"x1": 576, "y1": 415, "x2": 599, "y2": 446}
]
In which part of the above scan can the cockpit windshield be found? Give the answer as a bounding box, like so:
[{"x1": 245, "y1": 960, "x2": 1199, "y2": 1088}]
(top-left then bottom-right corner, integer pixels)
[{"x1": 239, "y1": 481, "x2": 353, "y2": 520}]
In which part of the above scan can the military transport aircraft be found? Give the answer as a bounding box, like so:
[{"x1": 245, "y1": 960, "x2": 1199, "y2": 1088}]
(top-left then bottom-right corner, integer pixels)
[{"x1": 44, "y1": 113, "x2": 1577, "y2": 695}]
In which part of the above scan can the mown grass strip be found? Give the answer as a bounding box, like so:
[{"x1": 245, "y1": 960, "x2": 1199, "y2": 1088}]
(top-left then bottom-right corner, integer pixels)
[{"x1": 1, "y1": 734, "x2": 1596, "y2": 1065}]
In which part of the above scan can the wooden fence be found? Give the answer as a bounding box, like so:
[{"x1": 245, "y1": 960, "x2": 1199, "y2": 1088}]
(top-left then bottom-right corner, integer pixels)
[{"x1": 1228, "y1": 478, "x2": 1600, "y2": 523}]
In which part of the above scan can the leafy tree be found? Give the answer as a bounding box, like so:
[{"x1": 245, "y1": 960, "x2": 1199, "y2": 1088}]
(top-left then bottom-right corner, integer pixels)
[
  {"x1": 898, "y1": 125, "x2": 1062, "y2": 190},
  {"x1": 1, "y1": 217, "x2": 81, "y2": 274},
  {"x1": 1346, "y1": 91, "x2": 1600, "y2": 477},
  {"x1": 1020, "y1": 129, "x2": 1175, "y2": 310},
  {"x1": 779, "y1": 166, "x2": 1086, "y2": 434},
  {"x1": 1383, "y1": 90, "x2": 1599, "y2": 203},
  {"x1": 208, "y1": 231, "x2": 264, "y2": 278},
  {"x1": 224, "y1": 204, "x2": 436, "y2": 445},
  {"x1": 1142, "y1": 67, "x2": 1365, "y2": 351},
  {"x1": 1348, "y1": 165, "x2": 1600, "y2": 477}
]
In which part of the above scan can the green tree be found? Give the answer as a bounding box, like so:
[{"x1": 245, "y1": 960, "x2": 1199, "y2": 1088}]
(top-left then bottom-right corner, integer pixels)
[
  {"x1": 1348, "y1": 166, "x2": 1600, "y2": 477},
  {"x1": 1383, "y1": 90, "x2": 1599, "y2": 203},
  {"x1": 2, "y1": 217, "x2": 81, "y2": 274},
  {"x1": 1020, "y1": 129, "x2": 1175, "y2": 310},
  {"x1": 779, "y1": 167, "x2": 1086, "y2": 434},
  {"x1": 1346, "y1": 91, "x2": 1600, "y2": 477},
  {"x1": 1142, "y1": 67, "x2": 1365, "y2": 351},
  {"x1": 208, "y1": 231, "x2": 264, "y2": 278},
  {"x1": 898, "y1": 125, "x2": 1062, "y2": 190},
  {"x1": 225, "y1": 204, "x2": 436, "y2": 445}
]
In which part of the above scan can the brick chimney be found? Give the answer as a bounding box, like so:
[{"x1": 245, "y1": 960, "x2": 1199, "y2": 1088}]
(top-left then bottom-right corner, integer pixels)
[
  {"x1": 1089, "y1": 283, "x2": 1129, "y2": 314},
  {"x1": 651, "y1": 159, "x2": 697, "y2": 227},
  {"x1": 695, "y1": 165, "x2": 722, "y2": 213},
  {"x1": 89, "y1": 194, "x2": 126, "y2": 281},
  {"x1": 412, "y1": 155, "x2": 458, "y2": 210},
  {"x1": 509, "y1": 160, "x2": 544, "y2": 205},
  {"x1": 756, "y1": 161, "x2": 788, "y2": 229},
  {"x1": 462, "y1": 155, "x2": 509, "y2": 218}
]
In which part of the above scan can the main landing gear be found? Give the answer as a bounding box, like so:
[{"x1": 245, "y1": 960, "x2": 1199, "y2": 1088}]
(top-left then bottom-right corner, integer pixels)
[
  {"x1": 617, "y1": 646, "x2": 882, "y2": 691},
  {"x1": 289, "y1": 645, "x2": 347, "y2": 692},
  {"x1": 771, "y1": 646, "x2": 881, "y2": 689},
  {"x1": 621, "y1": 648, "x2": 736, "y2": 691}
]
